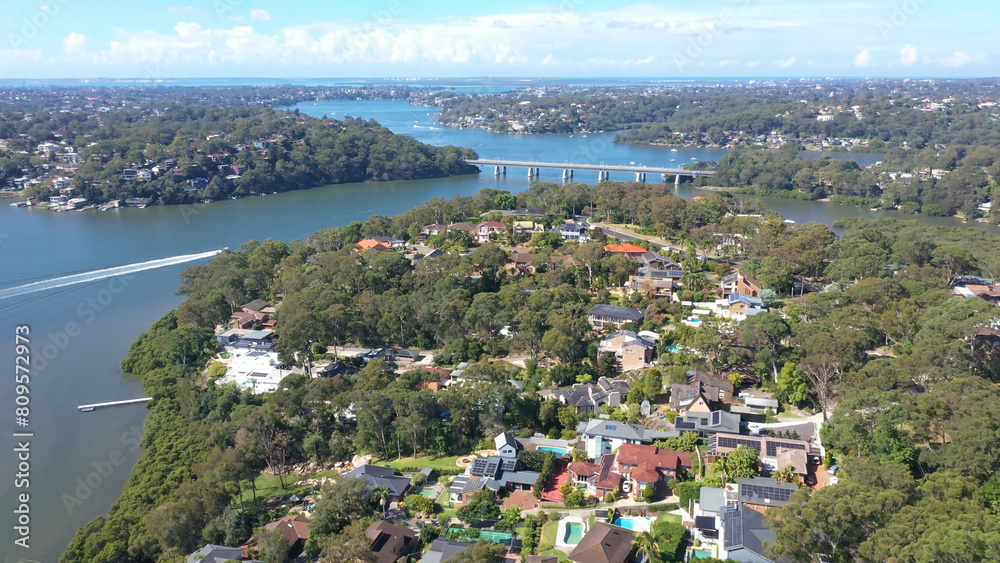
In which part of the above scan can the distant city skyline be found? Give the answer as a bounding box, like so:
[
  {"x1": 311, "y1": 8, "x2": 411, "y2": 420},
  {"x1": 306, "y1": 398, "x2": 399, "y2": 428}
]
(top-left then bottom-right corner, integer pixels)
[{"x1": 1, "y1": 0, "x2": 995, "y2": 79}]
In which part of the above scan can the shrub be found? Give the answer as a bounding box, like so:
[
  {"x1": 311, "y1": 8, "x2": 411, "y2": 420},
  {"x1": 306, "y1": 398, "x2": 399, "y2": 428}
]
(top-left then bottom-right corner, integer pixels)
[{"x1": 642, "y1": 483, "x2": 656, "y2": 503}]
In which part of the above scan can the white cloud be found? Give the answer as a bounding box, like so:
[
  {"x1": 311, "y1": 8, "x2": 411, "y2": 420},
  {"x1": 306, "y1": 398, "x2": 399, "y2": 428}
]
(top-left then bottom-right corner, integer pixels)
[
  {"x1": 541, "y1": 53, "x2": 557, "y2": 65},
  {"x1": 854, "y1": 49, "x2": 873, "y2": 67},
  {"x1": 0, "y1": 49, "x2": 44, "y2": 68},
  {"x1": 63, "y1": 32, "x2": 90, "y2": 55},
  {"x1": 745, "y1": 60, "x2": 760, "y2": 67},
  {"x1": 718, "y1": 59, "x2": 739, "y2": 67},
  {"x1": 940, "y1": 51, "x2": 986, "y2": 67},
  {"x1": 899, "y1": 44, "x2": 918, "y2": 66},
  {"x1": 775, "y1": 57, "x2": 796, "y2": 68},
  {"x1": 251, "y1": 9, "x2": 272, "y2": 22}
]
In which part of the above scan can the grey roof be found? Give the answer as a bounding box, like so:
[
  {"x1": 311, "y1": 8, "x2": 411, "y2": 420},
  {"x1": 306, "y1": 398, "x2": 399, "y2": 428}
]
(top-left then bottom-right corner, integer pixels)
[
  {"x1": 586, "y1": 304, "x2": 644, "y2": 322},
  {"x1": 422, "y1": 539, "x2": 475, "y2": 563},
  {"x1": 723, "y1": 504, "x2": 778, "y2": 561},
  {"x1": 449, "y1": 475, "x2": 488, "y2": 495},
  {"x1": 187, "y1": 544, "x2": 257, "y2": 563},
  {"x1": 640, "y1": 251, "x2": 681, "y2": 268},
  {"x1": 496, "y1": 470, "x2": 541, "y2": 487},
  {"x1": 737, "y1": 477, "x2": 799, "y2": 507},
  {"x1": 495, "y1": 432, "x2": 521, "y2": 454},
  {"x1": 674, "y1": 410, "x2": 742, "y2": 435},
  {"x1": 600, "y1": 330, "x2": 655, "y2": 349},
  {"x1": 699, "y1": 486, "x2": 727, "y2": 514},
  {"x1": 344, "y1": 464, "x2": 410, "y2": 497},
  {"x1": 577, "y1": 418, "x2": 671, "y2": 443},
  {"x1": 729, "y1": 292, "x2": 764, "y2": 306}
]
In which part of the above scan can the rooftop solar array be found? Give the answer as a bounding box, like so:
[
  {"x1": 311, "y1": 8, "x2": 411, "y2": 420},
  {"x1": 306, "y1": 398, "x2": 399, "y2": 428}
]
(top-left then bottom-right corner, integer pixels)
[
  {"x1": 717, "y1": 435, "x2": 763, "y2": 453},
  {"x1": 740, "y1": 481, "x2": 796, "y2": 505},
  {"x1": 675, "y1": 419, "x2": 696, "y2": 430},
  {"x1": 470, "y1": 458, "x2": 500, "y2": 477},
  {"x1": 723, "y1": 506, "x2": 742, "y2": 549},
  {"x1": 764, "y1": 439, "x2": 807, "y2": 457},
  {"x1": 711, "y1": 411, "x2": 721, "y2": 426}
]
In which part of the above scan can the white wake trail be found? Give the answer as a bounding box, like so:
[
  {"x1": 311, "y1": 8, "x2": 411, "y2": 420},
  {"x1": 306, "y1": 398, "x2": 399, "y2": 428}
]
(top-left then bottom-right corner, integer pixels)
[{"x1": 0, "y1": 249, "x2": 223, "y2": 301}]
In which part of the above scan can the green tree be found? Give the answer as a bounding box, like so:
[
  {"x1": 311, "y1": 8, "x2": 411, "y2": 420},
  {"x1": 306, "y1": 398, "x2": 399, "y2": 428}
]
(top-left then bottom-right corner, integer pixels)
[
  {"x1": 312, "y1": 476, "x2": 374, "y2": 536},
  {"x1": 495, "y1": 507, "x2": 523, "y2": 532},
  {"x1": 457, "y1": 490, "x2": 501, "y2": 526},
  {"x1": 253, "y1": 525, "x2": 290, "y2": 563},
  {"x1": 777, "y1": 362, "x2": 810, "y2": 406}
]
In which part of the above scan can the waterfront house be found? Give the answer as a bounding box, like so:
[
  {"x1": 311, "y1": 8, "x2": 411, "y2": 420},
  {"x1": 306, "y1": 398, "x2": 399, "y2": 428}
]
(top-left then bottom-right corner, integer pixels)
[
  {"x1": 372, "y1": 236, "x2": 406, "y2": 248},
  {"x1": 513, "y1": 220, "x2": 545, "y2": 235},
  {"x1": 421, "y1": 223, "x2": 448, "y2": 236},
  {"x1": 551, "y1": 221, "x2": 591, "y2": 242},
  {"x1": 356, "y1": 238, "x2": 393, "y2": 252},
  {"x1": 586, "y1": 304, "x2": 645, "y2": 330}
]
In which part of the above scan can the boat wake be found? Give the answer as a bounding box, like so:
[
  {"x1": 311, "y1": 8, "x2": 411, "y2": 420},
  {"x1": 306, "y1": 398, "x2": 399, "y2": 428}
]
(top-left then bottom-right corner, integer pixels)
[{"x1": 0, "y1": 250, "x2": 222, "y2": 301}]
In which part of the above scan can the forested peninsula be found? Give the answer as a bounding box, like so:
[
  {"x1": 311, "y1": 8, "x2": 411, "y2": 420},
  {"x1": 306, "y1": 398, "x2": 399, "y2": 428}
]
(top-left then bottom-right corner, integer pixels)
[
  {"x1": 61, "y1": 179, "x2": 1000, "y2": 563},
  {"x1": 2, "y1": 104, "x2": 478, "y2": 207}
]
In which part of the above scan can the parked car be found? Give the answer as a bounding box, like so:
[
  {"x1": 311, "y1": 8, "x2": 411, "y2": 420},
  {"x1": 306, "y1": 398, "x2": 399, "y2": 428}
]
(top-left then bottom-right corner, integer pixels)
[
  {"x1": 804, "y1": 474, "x2": 817, "y2": 486},
  {"x1": 829, "y1": 476, "x2": 839, "y2": 485},
  {"x1": 827, "y1": 464, "x2": 840, "y2": 475},
  {"x1": 809, "y1": 455, "x2": 822, "y2": 465}
]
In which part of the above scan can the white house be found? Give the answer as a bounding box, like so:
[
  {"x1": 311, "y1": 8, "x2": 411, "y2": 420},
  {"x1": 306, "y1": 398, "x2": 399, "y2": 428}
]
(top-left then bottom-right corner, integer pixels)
[{"x1": 576, "y1": 418, "x2": 674, "y2": 460}]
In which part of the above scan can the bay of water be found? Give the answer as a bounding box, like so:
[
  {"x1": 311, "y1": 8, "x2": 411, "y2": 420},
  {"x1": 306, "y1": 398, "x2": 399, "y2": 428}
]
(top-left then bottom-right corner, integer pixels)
[{"x1": 0, "y1": 98, "x2": 993, "y2": 562}]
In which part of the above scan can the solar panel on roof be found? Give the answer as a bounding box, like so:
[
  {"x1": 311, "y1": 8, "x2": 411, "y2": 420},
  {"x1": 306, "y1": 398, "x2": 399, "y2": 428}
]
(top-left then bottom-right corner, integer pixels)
[
  {"x1": 711, "y1": 411, "x2": 721, "y2": 426},
  {"x1": 723, "y1": 508, "x2": 743, "y2": 548},
  {"x1": 765, "y1": 439, "x2": 807, "y2": 457},
  {"x1": 675, "y1": 420, "x2": 696, "y2": 430}
]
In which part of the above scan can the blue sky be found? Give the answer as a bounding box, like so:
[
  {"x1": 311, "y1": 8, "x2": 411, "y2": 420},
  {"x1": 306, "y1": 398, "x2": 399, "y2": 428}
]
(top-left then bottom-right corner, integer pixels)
[{"x1": 1, "y1": 0, "x2": 996, "y2": 78}]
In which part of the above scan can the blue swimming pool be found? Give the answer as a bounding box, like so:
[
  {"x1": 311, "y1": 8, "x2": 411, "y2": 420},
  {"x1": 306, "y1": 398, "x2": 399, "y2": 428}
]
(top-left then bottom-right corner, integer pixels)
[
  {"x1": 613, "y1": 517, "x2": 646, "y2": 530},
  {"x1": 691, "y1": 549, "x2": 713, "y2": 559},
  {"x1": 538, "y1": 446, "x2": 569, "y2": 454}
]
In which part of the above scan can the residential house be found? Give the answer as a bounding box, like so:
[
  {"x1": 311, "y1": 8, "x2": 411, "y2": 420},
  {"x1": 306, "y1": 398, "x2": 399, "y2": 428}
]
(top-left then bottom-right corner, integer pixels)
[
  {"x1": 366, "y1": 520, "x2": 419, "y2": 563},
  {"x1": 627, "y1": 266, "x2": 683, "y2": 298},
  {"x1": 674, "y1": 410, "x2": 742, "y2": 438},
  {"x1": 344, "y1": 464, "x2": 411, "y2": 503},
  {"x1": 422, "y1": 539, "x2": 475, "y2": 563},
  {"x1": 241, "y1": 515, "x2": 311, "y2": 559},
  {"x1": 736, "y1": 477, "x2": 799, "y2": 512},
  {"x1": 688, "y1": 368, "x2": 736, "y2": 402},
  {"x1": 576, "y1": 418, "x2": 675, "y2": 460},
  {"x1": 639, "y1": 251, "x2": 681, "y2": 270},
  {"x1": 222, "y1": 349, "x2": 300, "y2": 394},
  {"x1": 474, "y1": 221, "x2": 507, "y2": 243},
  {"x1": 372, "y1": 236, "x2": 406, "y2": 248},
  {"x1": 547, "y1": 377, "x2": 632, "y2": 414},
  {"x1": 447, "y1": 221, "x2": 476, "y2": 234},
  {"x1": 570, "y1": 453, "x2": 623, "y2": 498},
  {"x1": 135, "y1": 169, "x2": 153, "y2": 181},
  {"x1": 693, "y1": 486, "x2": 728, "y2": 542},
  {"x1": 513, "y1": 220, "x2": 545, "y2": 235},
  {"x1": 615, "y1": 444, "x2": 693, "y2": 498},
  {"x1": 499, "y1": 206, "x2": 547, "y2": 217},
  {"x1": 567, "y1": 522, "x2": 635, "y2": 563},
  {"x1": 586, "y1": 304, "x2": 645, "y2": 330},
  {"x1": 448, "y1": 453, "x2": 540, "y2": 506},
  {"x1": 186, "y1": 544, "x2": 261, "y2": 563},
  {"x1": 727, "y1": 293, "x2": 767, "y2": 320},
  {"x1": 719, "y1": 504, "x2": 781, "y2": 563},
  {"x1": 356, "y1": 238, "x2": 393, "y2": 252},
  {"x1": 670, "y1": 381, "x2": 716, "y2": 414},
  {"x1": 217, "y1": 329, "x2": 275, "y2": 348},
  {"x1": 506, "y1": 250, "x2": 537, "y2": 274},
  {"x1": 604, "y1": 242, "x2": 649, "y2": 258},
  {"x1": 708, "y1": 433, "x2": 811, "y2": 472},
  {"x1": 421, "y1": 223, "x2": 449, "y2": 236},
  {"x1": 721, "y1": 271, "x2": 763, "y2": 298},
  {"x1": 496, "y1": 432, "x2": 522, "y2": 458},
  {"x1": 954, "y1": 283, "x2": 1000, "y2": 305},
  {"x1": 551, "y1": 221, "x2": 591, "y2": 242},
  {"x1": 598, "y1": 330, "x2": 656, "y2": 371},
  {"x1": 737, "y1": 390, "x2": 780, "y2": 414}
]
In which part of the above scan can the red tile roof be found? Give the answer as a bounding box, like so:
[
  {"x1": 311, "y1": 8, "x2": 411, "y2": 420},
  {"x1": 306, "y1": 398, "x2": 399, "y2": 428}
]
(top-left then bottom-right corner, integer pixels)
[
  {"x1": 604, "y1": 243, "x2": 648, "y2": 254},
  {"x1": 616, "y1": 444, "x2": 692, "y2": 481}
]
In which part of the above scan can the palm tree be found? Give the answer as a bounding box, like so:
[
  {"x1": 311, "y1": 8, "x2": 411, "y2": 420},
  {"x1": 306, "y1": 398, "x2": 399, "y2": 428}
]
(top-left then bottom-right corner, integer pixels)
[
  {"x1": 633, "y1": 531, "x2": 659, "y2": 562},
  {"x1": 371, "y1": 484, "x2": 392, "y2": 519}
]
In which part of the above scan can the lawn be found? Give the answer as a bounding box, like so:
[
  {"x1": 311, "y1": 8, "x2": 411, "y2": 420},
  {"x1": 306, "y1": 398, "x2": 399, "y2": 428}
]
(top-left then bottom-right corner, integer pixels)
[
  {"x1": 659, "y1": 512, "x2": 683, "y2": 524},
  {"x1": 379, "y1": 455, "x2": 465, "y2": 472},
  {"x1": 539, "y1": 520, "x2": 559, "y2": 551},
  {"x1": 777, "y1": 410, "x2": 805, "y2": 419},
  {"x1": 538, "y1": 548, "x2": 569, "y2": 561},
  {"x1": 240, "y1": 469, "x2": 341, "y2": 505}
]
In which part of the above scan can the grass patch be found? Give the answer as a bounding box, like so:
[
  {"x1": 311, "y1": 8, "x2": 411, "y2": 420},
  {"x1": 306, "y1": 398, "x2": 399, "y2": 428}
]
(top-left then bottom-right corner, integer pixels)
[
  {"x1": 777, "y1": 411, "x2": 804, "y2": 419},
  {"x1": 378, "y1": 455, "x2": 465, "y2": 472},
  {"x1": 659, "y1": 512, "x2": 683, "y2": 524},
  {"x1": 538, "y1": 548, "x2": 569, "y2": 562},
  {"x1": 240, "y1": 469, "x2": 340, "y2": 506},
  {"x1": 539, "y1": 520, "x2": 559, "y2": 551}
]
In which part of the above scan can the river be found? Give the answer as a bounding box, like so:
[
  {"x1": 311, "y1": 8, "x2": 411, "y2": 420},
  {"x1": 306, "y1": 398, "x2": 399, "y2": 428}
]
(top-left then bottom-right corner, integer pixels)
[{"x1": 0, "y1": 98, "x2": 994, "y2": 562}]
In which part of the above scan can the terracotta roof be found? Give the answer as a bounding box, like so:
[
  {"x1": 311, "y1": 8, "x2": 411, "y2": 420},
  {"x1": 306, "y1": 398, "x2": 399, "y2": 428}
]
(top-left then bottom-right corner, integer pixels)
[
  {"x1": 604, "y1": 243, "x2": 648, "y2": 254},
  {"x1": 570, "y1": 461, "x2": 600, "y2": 477},
  {"x1": 616, "y1": 444, "x2": 692, "y2": 480},
  {"x1": 356, "y1": 238, "x2": 391, "y2": 251},
  {"x1": 568, "y1": 522, "x2": 635, "y2": 563}
]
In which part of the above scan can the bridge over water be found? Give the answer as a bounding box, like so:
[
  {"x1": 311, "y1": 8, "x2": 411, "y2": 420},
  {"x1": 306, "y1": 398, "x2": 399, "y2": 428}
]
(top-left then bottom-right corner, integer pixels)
[{"x1": 463, "y1": 158, "x2": 716, "y2": 184}]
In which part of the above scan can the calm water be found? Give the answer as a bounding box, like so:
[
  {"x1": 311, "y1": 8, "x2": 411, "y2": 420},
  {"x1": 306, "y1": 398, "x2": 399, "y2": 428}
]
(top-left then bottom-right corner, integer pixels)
[{"x1": 0, "y1": 98, "x2": 994, "y2": 562}]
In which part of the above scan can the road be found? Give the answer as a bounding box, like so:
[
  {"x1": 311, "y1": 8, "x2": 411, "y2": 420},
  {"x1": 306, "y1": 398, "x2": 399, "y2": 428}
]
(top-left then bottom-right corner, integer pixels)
[{"x1": 582, "y1": 217, "x2": 736, "y2": 265}]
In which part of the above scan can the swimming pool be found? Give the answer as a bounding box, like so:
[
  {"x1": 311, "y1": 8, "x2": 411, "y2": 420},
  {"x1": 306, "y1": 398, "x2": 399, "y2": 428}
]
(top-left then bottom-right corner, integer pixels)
[
  {"x1": 563, "y1": 522, "x2": 585, "y2": 544},
  {"x1": 418, "y1": 487, "x2": 436, "y2": 498},
  {"x1": 691, "y1": 548, "x2": 713, "y2": 559},
  {"x1": 538, "y1": 446, "x2": 569, "y2": 454},
  {"x1": 613, "y1": 517, "x2": 653, "y2": 532}
]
